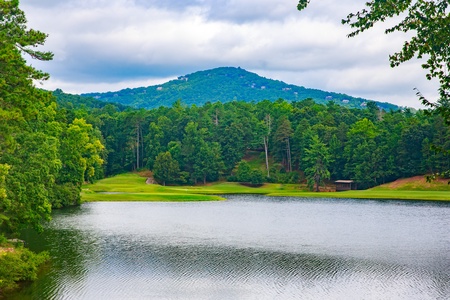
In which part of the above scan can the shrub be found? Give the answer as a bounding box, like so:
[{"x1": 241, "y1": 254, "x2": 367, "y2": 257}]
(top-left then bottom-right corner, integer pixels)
[
  {"x1": 250, "y1": 169, "x2": 265, "y2": 185},
  {"x1": 0, "y1": 245, "x2": 49, "y2": 294}
]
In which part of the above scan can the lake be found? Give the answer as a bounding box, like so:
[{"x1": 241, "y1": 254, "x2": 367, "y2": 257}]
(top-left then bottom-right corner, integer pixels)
[{"x1": 11, "y1": 196, "x2": 450, "y2": 299}]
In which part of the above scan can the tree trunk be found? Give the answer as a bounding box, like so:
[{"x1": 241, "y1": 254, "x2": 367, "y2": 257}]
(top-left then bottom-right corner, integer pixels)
[
  {"x1": 286, "y1": 138, "x2": 292, "y2": 172},
  {"x1": 264, "y1": 114, "x2": 271, "y2": 177},
  {"x1": 140, "y1": 125, "x2": 144, "y2": 169},
  {"x1": 264, "y1": 136, "x2": 270, "y2": 178},
  {"x1": 136, "y1": 124, "x2": 140, "y2": 170}
]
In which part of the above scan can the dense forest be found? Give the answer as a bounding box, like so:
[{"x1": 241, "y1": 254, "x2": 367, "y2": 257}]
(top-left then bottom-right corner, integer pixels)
[
  {"x1": 56, "y1": 91, "x2": 450, "y2": 191},
  {"x1": 81, "y1": 67, "x2": 399, "y2": 111}
]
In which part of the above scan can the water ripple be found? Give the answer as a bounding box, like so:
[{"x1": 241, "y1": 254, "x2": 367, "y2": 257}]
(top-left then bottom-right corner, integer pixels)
[{"x1": 10, "y1": 199, "x2": 450, "y2": 300}]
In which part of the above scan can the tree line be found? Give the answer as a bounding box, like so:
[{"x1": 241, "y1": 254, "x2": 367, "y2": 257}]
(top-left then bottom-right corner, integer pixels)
[{"x1": 59, "y1": 94, "x2": 449, "y2": 191}]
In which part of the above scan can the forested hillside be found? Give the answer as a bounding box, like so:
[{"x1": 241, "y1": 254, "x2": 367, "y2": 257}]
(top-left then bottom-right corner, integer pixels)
[
  {"x1": 81, "y1": 67, "x2": 399, "y2": 111},
  {"x1": 62, "y1": 93, "x2": 449, "y2": 190}
]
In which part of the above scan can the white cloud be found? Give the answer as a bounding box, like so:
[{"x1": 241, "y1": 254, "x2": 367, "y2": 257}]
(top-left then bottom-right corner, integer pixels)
[{"x1": 20, "y1": 0, "x2": 438, "y2": 108}]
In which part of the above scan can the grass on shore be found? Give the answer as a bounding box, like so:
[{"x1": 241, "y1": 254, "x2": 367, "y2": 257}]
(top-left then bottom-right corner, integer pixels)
[{"x1": 82, "y1": 173, "x2": 450, "y2": 202}]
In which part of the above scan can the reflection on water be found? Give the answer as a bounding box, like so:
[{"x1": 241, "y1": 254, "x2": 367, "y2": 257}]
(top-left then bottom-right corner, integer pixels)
[{"x1": 10, "y1": 196, "x2": 450, "y2": 299}]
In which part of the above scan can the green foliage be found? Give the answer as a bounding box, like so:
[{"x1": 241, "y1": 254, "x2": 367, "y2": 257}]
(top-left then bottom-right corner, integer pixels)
[
  {"x1": 297, "y1": 0, "x2": 450, "y2": 181},
  {"x1": 0, "y1": 0, "x2": 53, "y2": 79},
  {"x1": 0, "y1": 244, "x2": 49, "y2": 293},
  {"x1": 0, "y1": 0, "x2": 56, "y2": 234},
  {"x1": 0, "y1": 164, "x2": 9, "y2": 229},
  {"x1": 153, "y1": 152, "x2": 181, "y2": 186},
  {"x1": 53, "y1": 89, "x2": 128, "y2": 112},
  {"x1": 194, "y1": 142, "x2": 224, "y2": 184},
  {"x1": 73, "y1": 95, "x2": 449, "y2": 190},
  {"x1": 302, "y1": 135, "x2": 332, "y2": 191},
  {"x1": 273, "y1": 115, "x2": 293, "y2": 171},
  {"x1": 235, "y1": 161, "x2": 252, "y2": 182},
  {"x1": 2, "y1": 133, "x2": 59, "y2": 233},
  {"x1": 233, "y1": 161, "x2": 265, "y2": 185},
  {"x1": 81, "y1": 67, "x2": 397, "y2": 111},
  {"x1": 297, "y1": 0, "x2": 450, "y2": 106},
  {"x1": 50, "y1": 183, "x2": 82, "y2": 209},
  {"x1": 0, "y1": 0, "x2": 106, "y2": 237},
  {"x1": 249, "y1": 169, "x2": 265, "y2": 185}
]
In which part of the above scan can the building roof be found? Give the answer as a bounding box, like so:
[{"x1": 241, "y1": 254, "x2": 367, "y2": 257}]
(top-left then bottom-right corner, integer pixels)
[{"x1": 335, "y1": 180, "x2": 354, "y2": 184}]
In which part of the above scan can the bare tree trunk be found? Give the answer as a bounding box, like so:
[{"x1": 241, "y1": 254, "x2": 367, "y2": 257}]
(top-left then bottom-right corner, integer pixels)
[
  {"x1": 214, "y1": 109, "x2": 219, "y2": 126},
  {"x1": 264, "y1": 136, "x2": 270, "y2": 178},
  {"x1": 140, "y1": 125, "x2": 144, "y2": 169},
  {"x1": 264, "y1": 114, "x2": 271, "y2": 177},
  {"x1": 136, "y1": 124, "x2": 140, "y2": 170},
  {"x1": 286, "y1": 138, "x2": 292, "y2": 172}
]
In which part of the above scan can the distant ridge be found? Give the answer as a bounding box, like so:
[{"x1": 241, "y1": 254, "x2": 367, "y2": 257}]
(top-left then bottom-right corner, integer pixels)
[{"x1": 81, "y1": 67, "x2": 398, "y2": 110}]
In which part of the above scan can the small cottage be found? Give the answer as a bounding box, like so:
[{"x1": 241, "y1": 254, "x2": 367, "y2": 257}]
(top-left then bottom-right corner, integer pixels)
[{"x1": 335, "y1": 180, "x2": 357, "y2": 191}]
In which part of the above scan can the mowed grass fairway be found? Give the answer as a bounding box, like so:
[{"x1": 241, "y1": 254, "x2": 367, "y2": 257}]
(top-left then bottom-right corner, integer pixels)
[{"x1": 82, "y1": 173, "x2": 450, "y2": 202}]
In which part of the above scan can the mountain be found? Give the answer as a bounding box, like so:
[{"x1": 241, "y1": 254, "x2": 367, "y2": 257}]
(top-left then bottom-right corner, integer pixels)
[
  {"x1": 81, "y1": 67, "x2": 399, "y2": 110},
  {"x1": 53, "y1": 89, "x2": 129, "y2": 111}
]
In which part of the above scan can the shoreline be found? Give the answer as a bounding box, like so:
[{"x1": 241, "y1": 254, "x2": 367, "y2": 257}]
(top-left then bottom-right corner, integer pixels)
[{"x1": 82, "y1": 174, "x2": 449, "y2": 202}]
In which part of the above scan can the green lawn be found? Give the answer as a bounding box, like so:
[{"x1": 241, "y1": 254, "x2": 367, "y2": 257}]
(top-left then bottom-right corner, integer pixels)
[{"x1": 82, "y1": 173, "x2": 449, "y2": 202}]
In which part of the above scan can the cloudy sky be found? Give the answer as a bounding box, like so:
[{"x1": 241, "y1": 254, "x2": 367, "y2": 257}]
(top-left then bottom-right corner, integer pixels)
[{"x1": 21, "y1": 0, "x2": 438, "y2": 108}]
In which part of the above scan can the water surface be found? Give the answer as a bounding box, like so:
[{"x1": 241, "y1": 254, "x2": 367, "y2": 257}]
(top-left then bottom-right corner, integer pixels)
[{"x1": 12, "y1": 196, "x2": 450, "y2": 299}]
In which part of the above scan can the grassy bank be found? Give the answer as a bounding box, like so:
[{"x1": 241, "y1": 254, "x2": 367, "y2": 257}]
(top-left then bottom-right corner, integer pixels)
[{"x1": 82, "y1": 173, "x2": 450, "y2": 202}]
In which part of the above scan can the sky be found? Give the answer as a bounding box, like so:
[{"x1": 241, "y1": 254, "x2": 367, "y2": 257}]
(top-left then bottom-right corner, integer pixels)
[{"x1": 21, "y1": 0, "x2": 439, "y2": 108}]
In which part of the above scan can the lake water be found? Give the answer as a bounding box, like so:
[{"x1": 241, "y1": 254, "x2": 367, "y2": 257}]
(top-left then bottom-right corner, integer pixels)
[{"x1": 11, "y1": 196, "x2": 450, "y2": 299}]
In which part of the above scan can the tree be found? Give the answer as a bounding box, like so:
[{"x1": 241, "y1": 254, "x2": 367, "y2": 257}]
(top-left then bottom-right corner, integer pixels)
[
  {"x1": 235, "y1": 161, "x2": 252, "y2": 183},
  {"x1": 0, "y1": 0, "x2": 59, "y2": 233},
  {"x1": 297, "y1": 0, "x2": 450, "y2": 178},
  {"x1": 181, "y1": 121, "x2": 207, "y2": 182},
  {"x1": 0, "y1": 0, "x2": 53, "y2": 69},
  {"x1": 273, "y1": 116, "x2": 293, "y2": 172},
  {"x1": 297, "y1": 1, "x2": 449, "y2": 105},
  {"x1": 153, "y1": 152, "x2": 180, "y2": 186},
  {"x1": 0, "y1": 164, "x2": 10, "y2": 229},
  {"x1": 218, "y1": 116, "x2": 248, "y2": 173},
  {"x1": 55, "y1": 118, "x2": 104, "y2": 207},
  {"x1": 2, "y1": 133, "x2": 61, "y2": 233},
  {"x1": 249, "y1": 169, "x2": 265, "y2": 185},
  {"x1": 193, "y1": 142, "x2": 224, "y2": 184},
  {"x1": 145, "y1": 122, "x2": 164, "y2": 170},
  {"x1": 263, "y1": 114, "x2": 272, "y2": 177},
  {"x1": 250, "y1": 116, "x2": 272, "y2": 178},
  {"x1": 328, "y1": 134, "x2": 345, "y2": 180},
  {"x1": 344, "y1": 118, "x2": 379, "y2": 188},
  {"x1": 302, "y1": 135, "x2": 332, "y2": 192},
  {"x1": 396, "y1": 118, "x2": 430, "y2": 177}
]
